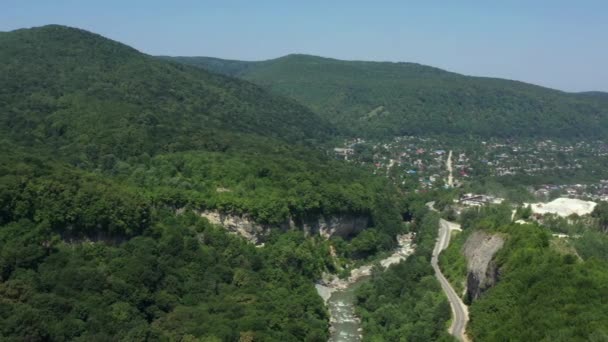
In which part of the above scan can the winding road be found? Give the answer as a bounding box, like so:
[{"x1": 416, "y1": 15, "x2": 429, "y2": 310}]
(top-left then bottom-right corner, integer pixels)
[
  {"x1": 428, "y1": 202, "x2": 469, "y2": 341},
  {"x1": 432, "y1": 219, "x2": 469, "y2": 341}
]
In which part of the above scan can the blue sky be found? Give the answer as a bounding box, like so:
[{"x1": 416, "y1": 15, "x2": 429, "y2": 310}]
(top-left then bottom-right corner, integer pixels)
[{"x1": 2, "y1": 1, "x2": 607, "y2": 92}]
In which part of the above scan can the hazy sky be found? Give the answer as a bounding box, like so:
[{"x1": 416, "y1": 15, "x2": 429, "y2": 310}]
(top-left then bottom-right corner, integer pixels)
[{"x1": 2, "y1": 1, "x2": 607, "y2": 92}]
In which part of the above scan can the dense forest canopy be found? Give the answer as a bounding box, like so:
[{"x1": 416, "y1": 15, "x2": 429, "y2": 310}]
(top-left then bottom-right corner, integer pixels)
[
  {"x1": 442, "y1": 205, "x2": 608, "y2": 341},
  {"x1": 0, "y1": 25, "x2": 337, "y2": 162},
  {"x1": 0, "y1": 25, "x2": 409, "y2": 341},
  {"x1": 165, "y1": 54, "x2": 608, "y2": 139},
  {"x1": 470, "y1": 225, "x2": 608, "y2": 341},
  {"x1": 4, "y1": 23, "x2": 608, "y2": 341},
  {"x1": 0, "y1": 25, "x2": 403, "y2": 231}
]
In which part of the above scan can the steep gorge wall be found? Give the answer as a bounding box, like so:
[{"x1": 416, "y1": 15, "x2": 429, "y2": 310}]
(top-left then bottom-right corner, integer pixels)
[
  {"x1": 463, "y1": 231, "x2": 504, "y2": 302},
  {"x1": 197, "y1": 210, "x2": 370, "y2": 244}
]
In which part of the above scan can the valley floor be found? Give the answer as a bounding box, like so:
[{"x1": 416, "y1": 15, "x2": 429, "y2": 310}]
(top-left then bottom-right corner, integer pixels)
[{"x1": 316, "y1": 234, "x2": 416, "y2": 341}]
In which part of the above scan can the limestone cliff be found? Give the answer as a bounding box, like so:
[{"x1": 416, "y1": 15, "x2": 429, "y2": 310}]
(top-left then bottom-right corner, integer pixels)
[
  {"x1": 294, "y1": 214, "x2": 369, "y2": 239},
  {"x1": 198, "y1": 210, "x2": 274, "y2": 244},
  {"x1": 196, "y1": 210, "x2": 369, "y2": 244},
  {"x1": 463, "y1": 231, "x2": 504, "y2": 302}
]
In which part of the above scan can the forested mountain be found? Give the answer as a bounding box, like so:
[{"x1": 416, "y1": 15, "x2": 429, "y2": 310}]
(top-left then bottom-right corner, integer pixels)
[
  {"x1": 577, "y1": 91, "x2": 608, "y2": 104},
  {"x1": 0, "y1": 25, "x2": 404, "y2": 235},
  {"x1": 0, "y1": 26, "x2": 335, "y2": 161},
  {"x1": 165, "y1": 54, "x2": 608, "y2": 139},
  {"x1": 159, "y1": 56, "x2": 261, "y2": 78},
  {"x1": 0, "y1": 25, "x2": 407, "y2": 340}
]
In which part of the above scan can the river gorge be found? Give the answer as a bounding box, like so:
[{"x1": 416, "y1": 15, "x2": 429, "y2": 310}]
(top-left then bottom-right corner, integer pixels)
[{"x1": 316, "y1": 234, "x2": 416, "y2": 341}]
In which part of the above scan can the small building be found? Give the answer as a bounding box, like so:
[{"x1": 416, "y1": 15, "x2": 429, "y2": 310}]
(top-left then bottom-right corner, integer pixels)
[
  {"x1": 333, "y1": 147, "x2": 354, "y2": 160},
  {"x1": 459, "y1": 194, "x2": 504, "y2": 207}
]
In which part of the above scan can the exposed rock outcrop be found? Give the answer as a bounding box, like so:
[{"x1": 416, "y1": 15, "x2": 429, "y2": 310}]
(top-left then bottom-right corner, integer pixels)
[
  {"x1": 196, "y1": 210, "x2": 370, "y2": 244},
  {"x1": 463, "y1": 231, "x2": 504, "y2": 302},
  {"x1": 295, "y1": 214, "x2": 369, "y2": 239},
  {"x1": 198, "y1": 210, "x2": 274, "y2": 244}
]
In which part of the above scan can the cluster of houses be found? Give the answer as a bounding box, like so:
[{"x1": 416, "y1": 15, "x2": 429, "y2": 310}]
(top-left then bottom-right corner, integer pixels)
[
  {"x1": 478, "y1": 139, "x2": 607, "y2": 177},
  {"x1": 332, "y1": 136, "x2": 474, "y2": 190},
  {"x1": 333, "y1": 136, "x2": 608, "y2": 195}
]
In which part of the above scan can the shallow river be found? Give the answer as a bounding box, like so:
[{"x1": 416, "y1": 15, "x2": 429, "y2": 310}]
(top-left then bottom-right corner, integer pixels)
[
  {"x1": 317, "y1": 234, "x2": 415, "y2": 342},
  {"x1": 326, "y1": 277, "x2": 369, "y2": 341}
]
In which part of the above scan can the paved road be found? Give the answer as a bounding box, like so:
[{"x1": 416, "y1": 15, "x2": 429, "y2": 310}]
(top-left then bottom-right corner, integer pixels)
[{"x1": 432, "y1": 219, "x2": 469, "y2": 341}]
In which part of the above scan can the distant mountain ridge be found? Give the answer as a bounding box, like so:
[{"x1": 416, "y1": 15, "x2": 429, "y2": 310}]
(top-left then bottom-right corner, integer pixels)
[
  {"x1": 163, "y1": 54, "x2": 608, "y2": 139},
  {"x1": 158, "y1": 55, "x2": 262, "y2": 77},
  {"x1": 0, "y1": 26, "x2": 335, "y2": 160}
]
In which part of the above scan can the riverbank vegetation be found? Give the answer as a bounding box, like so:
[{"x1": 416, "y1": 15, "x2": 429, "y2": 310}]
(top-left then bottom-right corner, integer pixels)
[{"x1": 355, "y1": 198, "x2": 454, "y2": 341}]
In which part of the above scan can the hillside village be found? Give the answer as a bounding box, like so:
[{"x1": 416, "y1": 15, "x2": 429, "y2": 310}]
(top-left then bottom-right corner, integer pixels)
[{"x1": 334, "y1": 137, "x2": 608, "y2": 198}]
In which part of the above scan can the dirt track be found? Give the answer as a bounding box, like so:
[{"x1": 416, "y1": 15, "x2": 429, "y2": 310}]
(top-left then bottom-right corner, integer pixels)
[{"x1": 446, "y1": 150, "x2": 454, "y2": 187}]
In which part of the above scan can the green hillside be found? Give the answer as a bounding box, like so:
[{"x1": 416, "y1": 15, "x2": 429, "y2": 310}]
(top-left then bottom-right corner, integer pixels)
[
  {"x1": 159, "y1": 55, "x2": 261, "y2": 77},
  {"x1": 166, "y1": 54, "x2": 608, "y2": 139},
  {"x1": 459, "y1": 205, "x2": 608, "y2": 341},
  {"x1": 0, "y1": 26, "x2": 336, "y2": 161},
  {"x1": 0, "y1": 26, "x2": 406, "y2": 341}
]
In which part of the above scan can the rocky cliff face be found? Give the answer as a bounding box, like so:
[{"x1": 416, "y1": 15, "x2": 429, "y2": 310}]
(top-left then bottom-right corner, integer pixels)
[
  {"x1": 197, "y1": 210, "x2": 369, "y2": 244},
  {"x1": 295, "y1": 214, "x2": 369, "y2": 239},
  {"x1": 463, "y1": 231, "x2": 504, "y2": 302},
  {"x1": 198, "y1": 210, "x2": 274, "y2": 244}
]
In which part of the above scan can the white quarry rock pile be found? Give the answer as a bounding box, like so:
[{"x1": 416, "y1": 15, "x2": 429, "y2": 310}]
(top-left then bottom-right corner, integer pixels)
[{"x1": 527, "y1": 198, "x2": 597, "y2": 217}]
